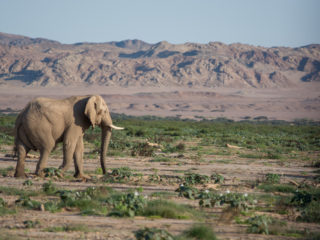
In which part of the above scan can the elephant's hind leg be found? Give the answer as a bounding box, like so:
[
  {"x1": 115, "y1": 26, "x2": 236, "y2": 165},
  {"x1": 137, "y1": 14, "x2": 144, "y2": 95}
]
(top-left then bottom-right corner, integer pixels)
[
  {"x1": 14, "y1": 141, "x2": 30, "y2": 178},
  {"x1": 35, "y1": 139, "x2": 55, "y2": 177}
]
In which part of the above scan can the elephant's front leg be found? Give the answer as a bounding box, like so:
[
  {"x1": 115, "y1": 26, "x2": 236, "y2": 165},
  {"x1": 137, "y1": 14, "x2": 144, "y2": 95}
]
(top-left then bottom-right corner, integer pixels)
[
  {"x1": 73, "y1": 136, "x2": 88, "y2": 178},
  {"x1": 60, "y1": 127, "x2": 80, "y2": 173}
]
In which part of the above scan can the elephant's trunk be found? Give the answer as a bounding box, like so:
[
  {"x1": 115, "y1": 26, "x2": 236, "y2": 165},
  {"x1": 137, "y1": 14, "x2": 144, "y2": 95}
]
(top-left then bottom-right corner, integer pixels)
[{"x1": 100, "y1": 126, "x2": 112, "y2": 174}]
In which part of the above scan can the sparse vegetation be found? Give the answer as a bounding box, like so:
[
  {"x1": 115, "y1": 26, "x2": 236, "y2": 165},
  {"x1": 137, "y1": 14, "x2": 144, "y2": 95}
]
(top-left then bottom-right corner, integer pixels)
[
  {"x1": 180, "y1": 224, "x2": 217, "y2": 240},
  {"x1": 0, "y1": 114, "x2": 319, "y2": 238}
]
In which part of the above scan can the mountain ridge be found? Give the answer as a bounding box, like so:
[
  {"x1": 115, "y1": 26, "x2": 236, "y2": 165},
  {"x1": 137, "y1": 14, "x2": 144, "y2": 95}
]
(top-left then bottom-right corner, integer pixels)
[{"x1": 0, "y1": 32, "x2": 319, "y2": 88}]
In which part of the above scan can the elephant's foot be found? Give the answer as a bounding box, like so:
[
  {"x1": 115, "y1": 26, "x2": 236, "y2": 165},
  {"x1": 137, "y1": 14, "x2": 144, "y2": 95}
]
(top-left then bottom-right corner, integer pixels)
[
  {"x1": 74, "y1": 172, "x2": 91, "y2": 180},
  {"x1": 35, "y1": 169, "x2": 45, "y2": 178},
  {"x1": 14, "y1": 171, "x2": 27, "y2": 178}
]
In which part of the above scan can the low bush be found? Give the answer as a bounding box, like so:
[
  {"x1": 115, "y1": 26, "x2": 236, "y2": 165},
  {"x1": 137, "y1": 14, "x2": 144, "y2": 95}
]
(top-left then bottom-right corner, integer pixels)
[
  {"x1": 107, "y1": 191, "x2": 147, "y2": 217},
  {"x1": 198, "y1": 191, "x2": 254, "y2": 211},
  {"x1": 258, "y1": 183, "x2": 296, "y2": 193},
  {"x1": 210, "y1": 173, "x2": 225, "y2": 184},
  {"x1": 42, "y1": 181, "x2": 58, "y2": 195},
  {"x1": 142, "y1": 199, "x2": 199, "y2": 219},
  {"x1": 0, "y1": 198, "x2": 16, "y2": 216},
  {"x1": 131, "y1": 142, "x2": 155, "y2": 157},
  {"x1": 181, "y1": 224, "x2": 217, "y2": 240},
  {"x1": 246, "y1": 215, "x2": 273, "y2": 235},
  {"x1": 183, "y1": 173, "x2": 210, "y2": 185},
  {"x1": 264, "y1": 173, "x2": 281, "y2": 184},
  {"x1": 15, "y1": 196, "x2": 41, "y2": 210},
  {"x1": 43, "y1": 167, "x2": 63, "y2": 178},
  {"x1": 175, "y1": 184, "x2": 199, "y2": 200},
  {"x1": 0, "y1": 166, "x2": 14, "y2": 177},
  {"x1": 135, "y1": 227, "x2": 174, "y2": 240},
  {"x1": 102, "y1": 167, "x2": 135, "y2": 182}
]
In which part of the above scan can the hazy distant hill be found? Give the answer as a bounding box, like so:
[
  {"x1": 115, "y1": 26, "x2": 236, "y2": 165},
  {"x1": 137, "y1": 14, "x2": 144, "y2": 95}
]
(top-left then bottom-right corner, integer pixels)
[{"x1": 0, "y1": 32, "x2": 319, "y2": 87}]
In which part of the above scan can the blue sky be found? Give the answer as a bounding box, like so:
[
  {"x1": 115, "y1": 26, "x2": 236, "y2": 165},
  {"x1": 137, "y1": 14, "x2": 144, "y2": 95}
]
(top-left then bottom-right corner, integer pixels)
[{"x1": 0, "y1": 0, "x2": 319, "y2": 47}]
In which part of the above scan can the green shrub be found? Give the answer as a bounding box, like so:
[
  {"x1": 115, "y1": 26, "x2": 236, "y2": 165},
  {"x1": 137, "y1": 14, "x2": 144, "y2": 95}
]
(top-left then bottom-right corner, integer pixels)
[
  {"x1": 298, "y1": 200, "x2": 320, "y2": 223},
  {"x1": 142, "y1": 199, "x2": 198, "y2": 219},
  {"x1": 265, "y1": 173, "x2": 281, "y2": 184},
  {"x1": 246, "y1": 215, "x2": 273, "y2": 235},
  {"x1": 42, "y1": 181, "x2": 58, "y2": 195},
  {"x1": 131, "y1": 142, "x2": 155, "y2": 157},
  {"x1": 150, "y1": 156, "x2": 172, "y2": 162},
  {"x1": 23, "y1": 179, "x2": 33, "y2": 186},
  {"x1": 198, "y1": 191, "x2": 254, "y2": 211},
  {"x1": 45, "y1": 224, "x2": 91, "y2": 232},
  {"x1": 102, "y1": 167, "x2": 134, "y2": 182},
  {"x1": 0, "y1": 166, "x2": 14, "y2": 177},
  {"x1": 183, "y1": 173, "x2": 210, "y2": 185},
  {"x1": 175, "y1": 184, "x2": 199, "y2": 200},
  {"x1": 210, "y1": 173, "x2": 224, "y2": 184},
  {"x1": 15, "y1": 196, "x2": 41, "y2": 210},
  {"x1": 43, "y1": 167, "x2": 62, "y2": 178},
  {"x1": 135, "y1": 227, "x2": 174, "y2": 240},
  {"x1": 258, "y1": 183, "x2": 296, "y2": 193},
  {"x1": 44, "y1": 201, "x2": 61, "y2": 213},
  {"x1": 0, "y1": 186, "x2": 39, "y2": 197},
  {"x1": 181, "y1": 224, "x2": 217, "y2": 240},
  {"x1": 23, "y1": 220, "x2": 40, "y2": 228},
  {"x1": 107, "y1": 191, "x2": 147, "y2": 217},
  {"x1": 163, "y1": 143, "x2": 186, "y2": 153}
]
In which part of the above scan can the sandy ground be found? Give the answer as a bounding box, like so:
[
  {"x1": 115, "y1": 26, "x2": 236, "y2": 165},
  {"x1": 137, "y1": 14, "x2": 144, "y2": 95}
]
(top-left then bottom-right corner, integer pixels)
[
  {"x1": 0, "y1": 148, "x2": 319, "y2": 239},
  {"x1": 0, "y1": 83, "x2": 320, "y2": 121}
]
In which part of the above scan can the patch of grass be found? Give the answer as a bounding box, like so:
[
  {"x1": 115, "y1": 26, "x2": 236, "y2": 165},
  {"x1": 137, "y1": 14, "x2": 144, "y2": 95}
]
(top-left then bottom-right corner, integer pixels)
[
  {"x1": 150, "y1": 191, "x2": 177, "y2": 198},
  {"x1": 298, "y1": 200, "x2": 320, "y2": 223},
  {"x1": 43, "y1": 167, "x2": 63, "y2": 178},
  {"x1": 23, "y1": 220, "x2": 40, "y2": 229},
  {"x1": 102, "y1": 167, "x2": 135, "y2": 183},
  {"x1": 0, "y1": 166, "x2": 14, "y2": 177},
  {"x1": 131, "y1": 142, "x2": 155, "y2": 157},
  {"x1": 0, "y1": 198, "x2": 16, "y2": 216},
  {"x1": 180, "y1": 224, "x2": 217, "y2": 240},
  {"x1": 42, "y1": 181, "x2": 59, "y2": 195},
  {"x1": 264, "y1": 173, "x2": 281, "y2": 184},
  {"x1": 183, "y1": 173, "x2": 210, "y2": 185},
  {"x1": 210, "y1": 173, "x2": 225, "y2": 184},
  {"x1": 135, "y1": 227, "x2": 174, "y2": 240},
  {"x1": 15, "y1": 196, "x2": 41, "y2": 210},
  {"x1": 44, "y1": 224, "x2": 92, "y2": 232},
  {"x1": 23, "y1": 180, "x2": 33, "y2": 186},
  {"x1": 246, "y1": 215, "x2": 274, "y2": 235},
  {"x1": 198, "y1": 191, "x2": 254, "y2": 211},
  {"x1": 258, "y1": 183, "x2": 296, "y2": 193},
  {"x1": 149, "y1": 156, "x2": 172, "y2": 162},
  {"x1": 0, "y1": 186, "x2": 39, "y2": 197},
  {"x1": 175, "y1": 184, "x2": 199, "y2": 200},
  {"x1": 44, "y1": 201, "x2": 61, "y2": 213},
  {"x1": 142, "y1": 199, "x2": 201, "y2": 220},
  {"x1": 107, "y1": 191, "x2": 147, "y2": 217},
  {"x1": 238, "y1": 153, "x2": 265, "y2": 159}
]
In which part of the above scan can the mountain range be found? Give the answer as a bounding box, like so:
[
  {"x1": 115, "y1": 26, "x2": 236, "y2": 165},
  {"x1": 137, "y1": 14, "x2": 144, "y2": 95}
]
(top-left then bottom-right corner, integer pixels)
[{"x1": 0, "y1": 32, "x2": 319, "y2": 88}]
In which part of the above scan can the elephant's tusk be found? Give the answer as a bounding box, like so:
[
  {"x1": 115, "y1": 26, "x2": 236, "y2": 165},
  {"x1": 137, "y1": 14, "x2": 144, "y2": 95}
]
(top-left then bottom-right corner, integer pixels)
[{"x1": 110, "y1": 124, "x2": 124, "y2": 130}]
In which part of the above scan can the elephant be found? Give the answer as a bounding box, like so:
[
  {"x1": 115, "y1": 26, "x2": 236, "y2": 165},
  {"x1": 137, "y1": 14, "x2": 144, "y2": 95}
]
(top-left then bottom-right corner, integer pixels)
[{"x1": 14, "y1": 95, "x2": 123, "y2": 178}]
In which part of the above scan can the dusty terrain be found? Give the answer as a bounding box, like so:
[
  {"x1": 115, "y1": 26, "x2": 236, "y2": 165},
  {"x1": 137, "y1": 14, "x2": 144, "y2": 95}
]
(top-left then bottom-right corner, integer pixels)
[
  {"x1": 0, "y1": 83, "x2": 320, "y2": 121},
  {"x1": 0, "y1": 147, "x2": 318, "y2": 240}
]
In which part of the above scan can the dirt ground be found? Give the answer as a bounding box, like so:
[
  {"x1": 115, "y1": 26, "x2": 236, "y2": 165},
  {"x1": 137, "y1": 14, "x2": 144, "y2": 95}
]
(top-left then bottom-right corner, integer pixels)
[
  {"x1": 0, "y1": 83, "x2": 320, "y2": 121},
  {"x1": 0, "y1": 147, "x2": 319, "y2": 240}
]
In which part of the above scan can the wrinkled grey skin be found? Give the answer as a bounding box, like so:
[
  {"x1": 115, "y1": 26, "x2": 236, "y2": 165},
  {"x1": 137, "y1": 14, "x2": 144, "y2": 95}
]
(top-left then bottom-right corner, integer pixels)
[{"x1": 14, "y1": 95, "x2": 123, "y2": 178}]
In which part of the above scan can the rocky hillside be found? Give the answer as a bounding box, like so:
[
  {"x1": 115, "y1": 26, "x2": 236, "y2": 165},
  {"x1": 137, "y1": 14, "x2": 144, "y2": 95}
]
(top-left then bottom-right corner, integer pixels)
[{"x1": 0, "y1": 32, "x2": 319, "y2": 88}]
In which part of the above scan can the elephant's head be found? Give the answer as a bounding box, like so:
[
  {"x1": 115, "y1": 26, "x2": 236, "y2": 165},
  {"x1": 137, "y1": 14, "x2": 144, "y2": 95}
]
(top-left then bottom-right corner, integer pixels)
[{"x1": 85, "y1": 95, "x2": 123, "y2": 174}]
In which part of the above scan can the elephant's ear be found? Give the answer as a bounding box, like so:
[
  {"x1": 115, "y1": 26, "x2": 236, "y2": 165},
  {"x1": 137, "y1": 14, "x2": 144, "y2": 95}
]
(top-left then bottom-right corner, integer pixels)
[{"x1": 85, "y1": 96, "x2": 103, "y2": 127}]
